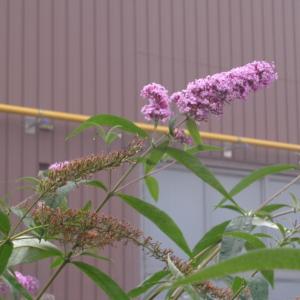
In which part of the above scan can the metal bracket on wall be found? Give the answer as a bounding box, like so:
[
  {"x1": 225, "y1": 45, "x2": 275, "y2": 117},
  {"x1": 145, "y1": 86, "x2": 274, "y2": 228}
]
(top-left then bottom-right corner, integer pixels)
[{"x1": 24, "y1": 116, "x2": 54, "y2": 135}]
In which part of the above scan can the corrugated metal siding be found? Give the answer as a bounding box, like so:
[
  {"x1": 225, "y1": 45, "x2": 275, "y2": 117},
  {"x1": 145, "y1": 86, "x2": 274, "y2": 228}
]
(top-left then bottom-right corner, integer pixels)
[{"x1": 0, "y1": 0, "x2": 300, "y2": 298}]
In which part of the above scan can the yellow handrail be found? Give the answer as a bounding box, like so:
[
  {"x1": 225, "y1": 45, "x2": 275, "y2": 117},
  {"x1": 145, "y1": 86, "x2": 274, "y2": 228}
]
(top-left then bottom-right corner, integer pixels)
[{"x1": 0, "y1": 103, "x2": 300, "y2": 152}]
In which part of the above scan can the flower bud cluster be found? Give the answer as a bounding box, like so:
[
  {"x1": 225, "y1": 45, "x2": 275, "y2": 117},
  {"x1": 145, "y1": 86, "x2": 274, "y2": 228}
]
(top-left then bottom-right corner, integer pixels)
[
  {"x1": 32, "y1": 204, "x2": 236, "y2": 299},
  {"x1": 38, "y1": 138, "x2": 143, "y2": 194}
]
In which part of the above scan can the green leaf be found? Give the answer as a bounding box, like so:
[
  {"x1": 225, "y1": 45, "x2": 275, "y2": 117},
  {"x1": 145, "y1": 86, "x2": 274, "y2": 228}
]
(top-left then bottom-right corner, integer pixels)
[
  {"x1": 218, "y1": 204, "x2": 245, "y2": 214},
  {"x1": 186, "y1": 118, "x2": 202, "y2": 145},
  {"x1": 8, "y1": 237, "x2": 62, "y2": 266},
  {"x1": 82, "y1": 200, "x2": 93, "y2": 212},
  {"x1": 231, "y1": 276, "x2": 246, "y2": 295},
  {"x1": 217, "y1": 164, "x2": 296, "y2": 208},
  {"x1": 251, "y1": 217, "x2": 278, "y2": 230},
  {"x1": 224, "y1": 231, "x2": 265, "y2": 250},
  {"x1": 50, "y1": 256, "x2": 64, "y2": 269},
  {"x1": 168, "y1": 118, "x2": 176, "y2": 136},
  {"x1": 247, "y1": 277, "x2": 269, "y2": 300},
  {"x1": 118, "y1": 193, "x2": 192, "y2": 257},
  {"x1": 42, "y1": 181, "x2": 77, "y2": 208},
  {"x1": 186, "y1": 144, "x2": 222, "y2": 155},
  {"x1": 72, "y1": 261, "x2": 129, "y2": 300},
  {"x1": 0, "y1": 241, "x2": 13, "y2": 275},
  {"x1": 230, "y1": 164, "x2": 295, "y2": 197},
  {"x1": 193, "y1": 221, "x2": 230, "y2": 256},
  {"x1": 105, "y1": 132, "x2": 121, "y2": 145},
  {"x1": 0, "y1": 210, "x2": 10, "y2": 236},
  {"x1": 83, "y1": 179, "x2": 108, "y2": 192},
  {"x1": 145, "y1": 176, "x2": 159, "y2": 201},
  {"x1": 128, "y1": 270, "x2": 169, "y2": 298},
  {"x1": 172, "y1": 248, "x2": 300, "y2": 288},
  {"x1": 17, "y1": 176, "x2": 40, "y2": 186},
  {"x1": 67, "y1": 114, "x2": 148, "y2": 140},
  {"x1": 261, "y1": 270, "x2": 274, "y2": 287},
  {"x1": 165, "y1": 147, "x2": 231, "y2": 201},
  {"x1": 220, "y1": 217, "x2": 253, "y2": 261},
  {"x1": 80, "y1": 251, "x2": 111, "y2": 262},
  {"x1": 2, "y1": 271, "x2": 33, "y2": 300},
  {"x1": 257, "y1": 204, "x2": 289, "y2": 215},
  {"x1": 144, "y1": 142, "x2": 168, "y2": 174}
]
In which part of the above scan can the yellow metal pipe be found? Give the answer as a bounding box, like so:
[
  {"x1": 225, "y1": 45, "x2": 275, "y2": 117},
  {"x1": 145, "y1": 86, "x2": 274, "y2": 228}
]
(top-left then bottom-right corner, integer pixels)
[{"x1": 1, "y1": 103, "x2": 300, "y2": 152}]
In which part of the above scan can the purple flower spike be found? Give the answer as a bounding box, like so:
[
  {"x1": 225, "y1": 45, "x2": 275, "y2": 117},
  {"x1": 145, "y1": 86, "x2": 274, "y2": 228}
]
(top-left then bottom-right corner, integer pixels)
[
  {"x1": 15, "y1": 272, "x2": 39, "y2": 295},
  {"x1": 140, "y1": 83, "x2": 171, "y2": 123},
  {"x1": 171, "y1": 61, "x2": 277, "y2": 122}
]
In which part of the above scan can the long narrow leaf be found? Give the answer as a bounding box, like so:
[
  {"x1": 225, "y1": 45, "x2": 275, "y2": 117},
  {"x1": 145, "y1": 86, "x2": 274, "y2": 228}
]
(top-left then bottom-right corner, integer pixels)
[
  {"x1": 186, "y1": 118, "x2": 202, "y2": 145},
  {"x1": 118, "y1": 193, "x2": 192, "y2": 257},
  {"x1": 128, "y1": 270, "x2": 169, "y2": 298},
  {"x1": 72, "y1": 261, "x2": 129, "y2": 300},
  {"x1": 0, "y1": 211, "x2": 10, "y2": 236},
  {"x1": 0, "y1": 241, "x2": 13, "y2": 275},
  {"x1": 67, "y1": 114, "x2": 148, "y2": 139},
  {"x1": 173, "y1": 248, "x2": 300, "y2": 288},
  {"x1": 165, "y1": 147, "x2": 232, "y2": 200},
  {"x1": 193, "y1": 221, "x2": 230, "y2": 255}
]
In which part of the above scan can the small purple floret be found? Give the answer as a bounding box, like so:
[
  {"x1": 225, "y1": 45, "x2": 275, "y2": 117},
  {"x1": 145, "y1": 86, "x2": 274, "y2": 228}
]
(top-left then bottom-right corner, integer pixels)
[
  {"x1": 49, "y1": 161, "x2": 69, "y2": 171},
  {"x1": 140, "y1": 83, "x2": 171, "y2": 123}
]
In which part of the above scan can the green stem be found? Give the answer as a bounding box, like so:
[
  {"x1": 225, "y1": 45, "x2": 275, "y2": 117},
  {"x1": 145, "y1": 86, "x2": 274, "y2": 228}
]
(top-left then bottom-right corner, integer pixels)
[
  {"x1": 255, "y1": 174, "x2": 300, "y2": 212},
  {"x1": 95, "y1": 134, "x2": 168, "y2": 213},
  {"x1": 10, "y1": 188, "x2": 51, "y2": 236},
  {"x1": 10, "y1": 225, "x2": 47, "y2": 241},
  {"x1": 196, "y1": 244, "x2": 221, "y2": 270},
  {"x1": 35, "y1": 253, "x2": 71, "y2": 300}
]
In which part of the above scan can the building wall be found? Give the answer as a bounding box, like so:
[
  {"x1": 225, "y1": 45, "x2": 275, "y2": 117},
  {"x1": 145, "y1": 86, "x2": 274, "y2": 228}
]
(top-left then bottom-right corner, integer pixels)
[{"x1": 0, "y1": 0, "x2": 299, "y2": 299}]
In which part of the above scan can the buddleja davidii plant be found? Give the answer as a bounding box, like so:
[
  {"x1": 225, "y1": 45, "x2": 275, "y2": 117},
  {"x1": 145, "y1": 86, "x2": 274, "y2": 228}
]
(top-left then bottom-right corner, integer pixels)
[{"x1": 0, "y1": 60, "x2": 294, "y2": 300}]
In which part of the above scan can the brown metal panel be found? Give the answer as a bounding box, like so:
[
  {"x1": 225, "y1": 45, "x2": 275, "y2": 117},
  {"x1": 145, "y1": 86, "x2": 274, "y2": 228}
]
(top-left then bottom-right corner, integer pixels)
[
  {"x1": 0, "y1": 0, "x2": 9, "y2": 198},
  {"x1": 229, "y1": 0, "x2": 245, "y2": 162},
  {"x1": 273, "y1": 0, "x2": 289, "y2": 164},
  {"x1": 172, "y1": 0, "x2": 186, "y2": 91},
  {"x1": 136, "y1": 0, "x2": 148, "y2": 124},
  {"x1": 161, "y1": 0, "x2": 175, "y2": 93},
  {"x1": 240, "y1": 0, "x2": 256, "y2": 162},
  {"x1": 293, "y1": 0, "x2": 300, "y2": 162},
  {"x1": 252, "y1": 0, "x2": 268, "y2": 164},
  {"x1": 283, "y1": 0, "x2": 298, "y2": 164},
  {"x1": 262, "y1": 0, "x2": 278, "y2": 164}
]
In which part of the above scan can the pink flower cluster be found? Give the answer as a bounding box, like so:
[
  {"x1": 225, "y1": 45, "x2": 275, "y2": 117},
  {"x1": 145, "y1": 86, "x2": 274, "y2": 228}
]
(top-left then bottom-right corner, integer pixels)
[
  {"x1": 49, "y1": 160, "x2": 69, "y2": 171},
  {"x1": 170, "y1": 61, "x2": 277, "y2": 122},
  {"x1": 140, "y1": 83, "x2": 171, "y2": 123},
  {"x1": 0, "y1": 272, "x2": 39, "y2": 295}
]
